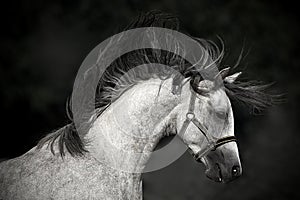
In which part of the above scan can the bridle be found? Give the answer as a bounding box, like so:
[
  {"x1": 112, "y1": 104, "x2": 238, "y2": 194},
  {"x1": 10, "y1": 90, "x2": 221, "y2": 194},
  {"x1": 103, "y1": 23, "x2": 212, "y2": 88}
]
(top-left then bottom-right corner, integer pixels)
[{"x1": 178, "y1": 78, "x2": 237, "y2": 161}]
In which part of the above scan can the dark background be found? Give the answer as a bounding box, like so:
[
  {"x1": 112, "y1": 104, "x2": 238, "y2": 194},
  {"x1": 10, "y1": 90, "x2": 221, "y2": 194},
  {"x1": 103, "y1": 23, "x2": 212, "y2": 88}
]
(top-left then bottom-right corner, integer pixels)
[{"x1": 0, "y1": 0, "x2": 299, "y2": 199}]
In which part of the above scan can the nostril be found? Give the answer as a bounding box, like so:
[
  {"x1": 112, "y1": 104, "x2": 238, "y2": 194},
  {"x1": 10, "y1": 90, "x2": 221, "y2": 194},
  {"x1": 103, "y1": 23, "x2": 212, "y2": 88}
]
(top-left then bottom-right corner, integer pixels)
[{"x1": 232, "y1": 165, "x2": 240, "y2": 177}]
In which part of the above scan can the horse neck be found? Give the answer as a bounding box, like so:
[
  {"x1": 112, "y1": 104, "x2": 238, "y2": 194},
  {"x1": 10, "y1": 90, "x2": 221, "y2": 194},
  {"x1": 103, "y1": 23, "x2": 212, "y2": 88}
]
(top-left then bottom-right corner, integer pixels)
[{"x1": 86, "y1": 78, "x2": 185, "y2": 174}]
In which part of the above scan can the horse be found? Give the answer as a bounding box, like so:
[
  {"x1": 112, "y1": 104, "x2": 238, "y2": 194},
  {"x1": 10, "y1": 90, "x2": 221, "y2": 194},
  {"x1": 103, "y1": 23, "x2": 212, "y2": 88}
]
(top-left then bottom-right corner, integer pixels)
[{"x1": 0, "y1": 11, "x2": 274, "y2": 200}]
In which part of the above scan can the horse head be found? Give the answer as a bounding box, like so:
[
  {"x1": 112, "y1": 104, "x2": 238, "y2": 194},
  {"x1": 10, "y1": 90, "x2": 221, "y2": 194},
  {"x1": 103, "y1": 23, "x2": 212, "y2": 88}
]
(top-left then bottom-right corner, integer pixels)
[{"x1": 177, "y1": 71, "x2": 242, "y2": 183}]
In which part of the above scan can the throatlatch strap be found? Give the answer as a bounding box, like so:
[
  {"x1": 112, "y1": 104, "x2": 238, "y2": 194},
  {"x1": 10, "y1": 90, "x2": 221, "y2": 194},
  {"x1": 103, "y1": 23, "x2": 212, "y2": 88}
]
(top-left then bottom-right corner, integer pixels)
[{"x1": 178, "y1": 90, "x2": 197, "y2": 137}]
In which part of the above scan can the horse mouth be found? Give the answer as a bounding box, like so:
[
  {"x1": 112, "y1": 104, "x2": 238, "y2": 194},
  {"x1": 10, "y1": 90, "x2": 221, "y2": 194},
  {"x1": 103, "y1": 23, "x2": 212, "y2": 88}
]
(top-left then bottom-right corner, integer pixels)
[{"x1": 204, "y1": 161, "x2": 223, "y2": 183}]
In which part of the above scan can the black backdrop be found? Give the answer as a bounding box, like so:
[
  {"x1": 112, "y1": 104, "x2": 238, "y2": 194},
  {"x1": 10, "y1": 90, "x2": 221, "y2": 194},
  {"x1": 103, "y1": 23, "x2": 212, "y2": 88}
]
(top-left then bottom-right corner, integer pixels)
[{"x1": 0, "y1": 0, "x2": 299, "y2": 199}]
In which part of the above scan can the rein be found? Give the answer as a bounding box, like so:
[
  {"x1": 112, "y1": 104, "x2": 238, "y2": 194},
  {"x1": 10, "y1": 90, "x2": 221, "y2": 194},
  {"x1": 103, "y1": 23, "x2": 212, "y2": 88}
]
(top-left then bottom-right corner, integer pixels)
[{"x1": 178, "y1": 81, "x2": 237, "y2": 161}]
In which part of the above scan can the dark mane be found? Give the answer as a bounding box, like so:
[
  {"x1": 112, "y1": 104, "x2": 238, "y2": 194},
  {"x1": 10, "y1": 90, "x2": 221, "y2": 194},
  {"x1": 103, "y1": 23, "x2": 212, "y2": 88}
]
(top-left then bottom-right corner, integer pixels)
[
  {"x1": 36, "y1": 10, "x2": 278, "y2": 157},
  {"x1": 37, "y1": 10, "x2": 182, "y2": 157},
  {"x1": 224, "y1": 80, "x2": 280, "y2": 113},
  {"x1": 37, "y1": 123, "x2": 87, "y2": 157}
]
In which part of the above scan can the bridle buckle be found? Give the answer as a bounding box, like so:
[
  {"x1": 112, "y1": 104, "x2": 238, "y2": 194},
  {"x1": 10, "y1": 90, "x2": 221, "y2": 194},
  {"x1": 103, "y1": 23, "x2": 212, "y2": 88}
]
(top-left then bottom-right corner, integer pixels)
[{"x1": 186, "y1": 112, "x2": 195, "y2": 120}]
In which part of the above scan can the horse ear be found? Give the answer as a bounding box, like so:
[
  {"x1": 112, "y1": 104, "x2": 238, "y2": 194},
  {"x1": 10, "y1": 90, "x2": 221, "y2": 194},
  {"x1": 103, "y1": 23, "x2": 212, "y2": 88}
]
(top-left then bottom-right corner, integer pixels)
[
  {"x1": 191, "y1": 76, "x2": 210, "y2": 94},
  {"x1": 224, "y1": 72, "x2": 242, "y2": 83},
  {"x1": 215, "y1": 67, "x2": 230, "y2": 79}
]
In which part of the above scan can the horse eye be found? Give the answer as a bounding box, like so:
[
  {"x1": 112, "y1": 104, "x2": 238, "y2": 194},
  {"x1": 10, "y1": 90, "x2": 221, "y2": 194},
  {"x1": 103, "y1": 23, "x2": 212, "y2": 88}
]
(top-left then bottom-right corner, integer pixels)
[{"x1": 216, "y1": 111, "x2": 227, "y2": 119}]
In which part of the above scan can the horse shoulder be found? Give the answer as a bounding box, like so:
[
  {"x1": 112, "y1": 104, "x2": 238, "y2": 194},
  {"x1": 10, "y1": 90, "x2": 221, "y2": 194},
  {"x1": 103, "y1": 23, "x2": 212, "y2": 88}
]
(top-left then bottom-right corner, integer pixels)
[{"x1": 0, "y1": 145, "x2": 126, "y2": 199}]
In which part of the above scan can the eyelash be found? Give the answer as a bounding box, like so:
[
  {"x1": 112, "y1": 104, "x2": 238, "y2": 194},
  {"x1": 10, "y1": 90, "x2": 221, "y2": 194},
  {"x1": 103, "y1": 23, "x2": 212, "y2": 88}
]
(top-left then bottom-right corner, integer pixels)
[{"x1": 216, "y1": 111, "x2": 227, "y2": 119}]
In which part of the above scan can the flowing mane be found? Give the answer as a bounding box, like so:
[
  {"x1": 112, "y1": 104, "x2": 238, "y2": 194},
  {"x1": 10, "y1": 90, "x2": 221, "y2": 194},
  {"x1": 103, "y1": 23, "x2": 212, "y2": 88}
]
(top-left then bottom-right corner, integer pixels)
[{"x1": 37, "y1": 11, "x2": 277, "y2": 157}]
